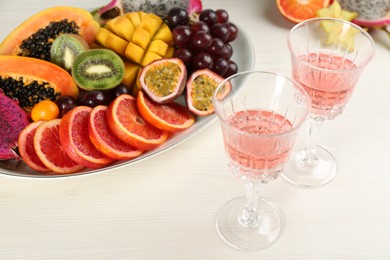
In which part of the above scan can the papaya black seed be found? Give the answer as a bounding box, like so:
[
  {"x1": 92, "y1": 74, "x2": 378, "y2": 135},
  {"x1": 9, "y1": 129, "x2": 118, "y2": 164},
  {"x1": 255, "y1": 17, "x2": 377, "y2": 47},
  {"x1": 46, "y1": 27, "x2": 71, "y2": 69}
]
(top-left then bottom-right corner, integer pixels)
[
  {"x1": 0, "y1": 76, "x2": 60, "y2": 108},
  {"x1": 18, "y1": 19, "x2": 80, "y2": 61}
]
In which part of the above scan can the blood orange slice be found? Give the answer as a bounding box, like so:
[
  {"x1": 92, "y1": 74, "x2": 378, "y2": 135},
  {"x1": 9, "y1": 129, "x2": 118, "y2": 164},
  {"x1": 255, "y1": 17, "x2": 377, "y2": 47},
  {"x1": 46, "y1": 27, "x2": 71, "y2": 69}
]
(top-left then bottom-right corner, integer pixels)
[
  {"x1": 136, "y1": 91, "x2": 195, "y2": 133},
  {"x1": 106, "y1": 94, "x2": 169, "y2": 151},
  {"x1": 59, "y1": 106, "x2": 115, "y2": 169},
  {"x1": 33, "y1": 119, "x2": 84, "y2": 174},
  {"x1": 18, "y1": 121, "x2": 51, "y2": 173},
  {"x1": 276, "y1": 0, "x2": 330, "y2": 23},
  {"x1": 89, "y1": 105, "x2": 144, "y2": 160}
]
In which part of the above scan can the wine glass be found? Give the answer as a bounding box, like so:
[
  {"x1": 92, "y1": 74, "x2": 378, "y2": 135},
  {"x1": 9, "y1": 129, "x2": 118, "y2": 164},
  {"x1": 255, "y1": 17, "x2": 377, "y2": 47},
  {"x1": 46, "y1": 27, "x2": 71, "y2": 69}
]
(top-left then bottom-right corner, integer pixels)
[
  {"x1": 213, "y1": 70, "x2": 310, "y2": 251},
  {"x1": 283, "y1": 18, "x2": 375, "y2": 188}
]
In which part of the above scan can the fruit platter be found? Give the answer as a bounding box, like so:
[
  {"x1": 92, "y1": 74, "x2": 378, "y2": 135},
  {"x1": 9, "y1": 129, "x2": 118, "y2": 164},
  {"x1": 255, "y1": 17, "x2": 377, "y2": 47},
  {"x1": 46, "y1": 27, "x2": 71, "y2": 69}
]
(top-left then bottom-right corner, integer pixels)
[{"x1": 0, "y1": 1, "x2": 255, "y2": 178}]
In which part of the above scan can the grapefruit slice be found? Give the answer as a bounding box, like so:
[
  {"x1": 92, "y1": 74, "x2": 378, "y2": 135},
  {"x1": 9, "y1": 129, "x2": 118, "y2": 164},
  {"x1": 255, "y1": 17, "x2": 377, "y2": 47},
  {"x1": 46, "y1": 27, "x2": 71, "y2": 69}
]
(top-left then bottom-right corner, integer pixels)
[
  {"x1": 33, "y1": 119, "x2": 84, "y2": 174},
  {"x1": 59, "y1": 106, "x2": 115, "y2": 169},
  {"x1": 18, "y1": 121, "x2": 51, "y2": 173},
  {"x1": 106, "y1": 94, "x2": 169, "y2": 151},
  {"x1": 136, "y1": 91, "x2": 195, "y2": 133},
  {"x1": 276, "y1": 0, "x2": 330, "y2": 23},
  {"x1": 89, "y1": 105, "x2": 144, "y2": 160}
]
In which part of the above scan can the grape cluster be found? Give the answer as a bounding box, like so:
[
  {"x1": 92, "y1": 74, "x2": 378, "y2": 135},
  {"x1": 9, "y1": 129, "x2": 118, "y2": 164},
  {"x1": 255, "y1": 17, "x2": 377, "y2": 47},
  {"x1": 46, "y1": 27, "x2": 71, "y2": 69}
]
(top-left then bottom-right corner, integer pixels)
[
  {"x1": 167, "y1": 7, "x2": 238, "y2": 78},
  {"x1": 55, "y1": 84, "x2": 131, "y2": 117}
]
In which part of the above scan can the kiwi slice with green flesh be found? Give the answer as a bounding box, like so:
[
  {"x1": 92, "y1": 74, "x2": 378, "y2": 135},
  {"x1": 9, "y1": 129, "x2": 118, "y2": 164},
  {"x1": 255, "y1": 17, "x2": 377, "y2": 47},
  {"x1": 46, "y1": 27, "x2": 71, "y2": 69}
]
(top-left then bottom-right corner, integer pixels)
[
  {"x1": 50, "y1": 34, "x2": 89, "y2": 71},
  {"x1": 72, "y1": 49, "x2": 125, "y2": 91}
]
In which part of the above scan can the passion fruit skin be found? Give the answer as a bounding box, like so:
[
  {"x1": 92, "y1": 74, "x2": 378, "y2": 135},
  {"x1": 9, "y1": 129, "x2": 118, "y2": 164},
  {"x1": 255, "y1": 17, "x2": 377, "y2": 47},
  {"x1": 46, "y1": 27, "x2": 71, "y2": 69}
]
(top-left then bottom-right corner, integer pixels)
[
  {"x1": 139, "y1": 58, "x2": 187, "y2": 104},
  {"x1": 186, "y1": 68, "x2": 231, "y2": 116}
]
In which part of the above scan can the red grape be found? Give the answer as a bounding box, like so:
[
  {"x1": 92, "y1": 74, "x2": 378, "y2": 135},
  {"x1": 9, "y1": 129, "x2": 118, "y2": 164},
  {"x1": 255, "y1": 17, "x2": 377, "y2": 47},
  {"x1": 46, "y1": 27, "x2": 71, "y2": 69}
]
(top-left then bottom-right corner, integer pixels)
[
  {"x1": 174, "y1": 48, "x2": 193, "y2": 66},
  {"x1": 207, "y1": 38, "x2": 226, "y2": 57},
  {"x1": 221, "y1": 43, "x2": 233, "y2": 59},
  {"x1": 225, "y1": 60, "x2": 238, "y2": 78},
  {"x1": 167, "y1": 7, "x2": 189, "y2": 28},
  {"x1": 226, "y1": 22, "x2": 238, "y2": 42},
  {"x1": 192, "y1": 52, "x2": 214, "y2": 70},
  {"x1": 210, "y1": 23, "x2": 230, "y2": 43},
  {"x1": 212, "y1": 57, "x2": 229, "y2": 76},
  {"x1": 199, "y1": 9, "x2": 218, "y2": 26},
  {"x1": 172, "y1": 25, "x2": 192, "y2": 47},
  {"x1": 190, "y1": 21, "x2": 210, "y2": 33},
  {"x1": 168, "y1": 6, "x2": 239, "y2": 78},
  {"x1": 216, "y1": 9, "x2": 229, "y2": 23},
  {"x1": 191, "y1": 31, "x2": 213, "y2": 50}
]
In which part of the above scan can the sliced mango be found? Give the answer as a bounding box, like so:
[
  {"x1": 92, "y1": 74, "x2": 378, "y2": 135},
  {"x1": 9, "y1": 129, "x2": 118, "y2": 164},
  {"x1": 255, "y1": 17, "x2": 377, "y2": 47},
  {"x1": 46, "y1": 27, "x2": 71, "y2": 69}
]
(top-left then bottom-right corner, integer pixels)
[
  {"x1": 122, "y1": 60, "x2": 141, "y2": 89},
  {"x1": 154, "y1": 23, "x2": 174, "y2": 45},
  {"x1": 105, "y1": 16, "x2": 134, "y2": 41},
  {"x1": 125, "y1": 42, "x2": 144, "y2": 64},
  {"x1": 165, "y1": 46, "x2": 175, "y2": 58},
  {"x1": 125, "y1": 12, "x2": 142, "y2": 28},
  {"x1": 96, "y1": 28, "x2": 128, "y2": 56},
  {"x1": 141, "y1": 51, "x2": 162, "y2": 66},
  {"x1": 147, "y1": 40, "x2": 168, "y2": 56},
  {"x1": 132, "y1": 27, "x2": 151, "y2": 50},
  {"x1": 141, "y1": 14, "x2": 163, "y2": 36}
]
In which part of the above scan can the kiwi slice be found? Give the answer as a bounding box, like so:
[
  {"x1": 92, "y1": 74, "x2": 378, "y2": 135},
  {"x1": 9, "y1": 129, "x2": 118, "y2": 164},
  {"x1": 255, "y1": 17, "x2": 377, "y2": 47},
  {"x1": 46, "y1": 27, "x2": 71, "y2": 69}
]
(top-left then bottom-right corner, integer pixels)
[
  {"x1": 71, "y1": 49, "x2": 125, "y2": 91},
  {"x1": 50, "y1": 34, "x2": 89, "y2": 71}
]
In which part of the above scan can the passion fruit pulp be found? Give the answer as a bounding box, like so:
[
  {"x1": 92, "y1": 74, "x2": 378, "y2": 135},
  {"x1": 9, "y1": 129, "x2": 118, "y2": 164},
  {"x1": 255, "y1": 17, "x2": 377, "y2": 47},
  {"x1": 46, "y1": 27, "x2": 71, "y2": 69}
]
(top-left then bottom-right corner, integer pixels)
[
  {"x1": 186, "y1": 68, "x2": 231, "y2": 116},
  {"x1": 139, "y1": 58, "x2": 187, "y2": 104}
]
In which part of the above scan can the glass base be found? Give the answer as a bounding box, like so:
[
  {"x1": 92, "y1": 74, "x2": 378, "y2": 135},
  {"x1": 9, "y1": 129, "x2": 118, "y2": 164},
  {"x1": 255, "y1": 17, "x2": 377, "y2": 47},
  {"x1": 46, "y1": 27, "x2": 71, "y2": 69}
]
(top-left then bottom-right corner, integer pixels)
[
  {"x1": 282, "y1": 145, "x2": 337, "y2": 188},
  {"x1": 216, "y1": 196, "x2": 282, "y2": 251}
]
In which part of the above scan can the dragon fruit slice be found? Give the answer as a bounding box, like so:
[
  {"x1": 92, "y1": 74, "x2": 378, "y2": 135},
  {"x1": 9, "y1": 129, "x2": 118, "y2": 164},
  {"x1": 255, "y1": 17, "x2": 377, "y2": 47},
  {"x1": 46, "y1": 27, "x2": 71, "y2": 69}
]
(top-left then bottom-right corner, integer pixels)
[
  {"x1": 339, "y1": 0, "x2": 390, "y2": 27},
  {"x1": 0, "y1": 90, "x2": 29, "y2": 160},
  {"x1": 92, "y1": 0, "x2": 203, "y2": 25}
]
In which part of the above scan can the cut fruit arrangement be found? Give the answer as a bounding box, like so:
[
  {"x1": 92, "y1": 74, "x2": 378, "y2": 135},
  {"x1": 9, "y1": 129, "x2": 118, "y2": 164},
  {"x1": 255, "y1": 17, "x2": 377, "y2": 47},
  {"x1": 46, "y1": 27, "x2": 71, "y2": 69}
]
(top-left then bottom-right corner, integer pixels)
[
  {"x1": 0, "y1": 0, "x2": 239, "y2": 175},
  {"x1": 276, "y1": 0, "x2": 390, "y2": 32}
]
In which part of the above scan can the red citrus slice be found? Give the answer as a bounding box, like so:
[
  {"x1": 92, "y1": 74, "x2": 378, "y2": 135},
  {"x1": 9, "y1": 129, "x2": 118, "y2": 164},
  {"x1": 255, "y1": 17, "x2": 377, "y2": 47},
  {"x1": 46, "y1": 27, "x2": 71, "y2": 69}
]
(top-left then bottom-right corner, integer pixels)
[
  {"x1": 106, "y1": 94, "x2": 169, "y2": 151},
  {"x1": 89, "y1": 105, "x2": 144, "y2": 160},
  {"x1": 18, "y1": 121, "x2": 51, "y2": 173},
  {"x1": 276, "y1": 0, "x2": 330, "y2": 23},
  {"x1": 33, "y1": 119, "x2": 84, "y2": 174},
  {"x1": 136, "y1": 91, "x2": 195, "y2": 132},
  {"x1": 59, "y1": 106, "x2": 115, "y2": 169}
]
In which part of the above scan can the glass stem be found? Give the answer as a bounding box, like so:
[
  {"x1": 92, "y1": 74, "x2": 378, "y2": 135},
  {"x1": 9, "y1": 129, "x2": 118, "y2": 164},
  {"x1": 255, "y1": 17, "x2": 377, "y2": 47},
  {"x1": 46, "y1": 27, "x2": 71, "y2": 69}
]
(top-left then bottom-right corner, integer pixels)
[
  {"x1": 302, "y1": 117, "x2": 325, "y2": 165},
  {"x1": 238, "y1": 180, "x2": 260, "y2": 228}
]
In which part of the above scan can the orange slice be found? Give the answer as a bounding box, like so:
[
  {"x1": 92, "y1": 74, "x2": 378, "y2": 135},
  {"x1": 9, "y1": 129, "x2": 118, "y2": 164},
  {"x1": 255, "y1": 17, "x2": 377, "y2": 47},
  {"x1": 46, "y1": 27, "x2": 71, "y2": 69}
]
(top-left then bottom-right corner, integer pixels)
[
  {"x1": 18, "y1": 121, "x2": 51, "y2": 173},
  {"x1": 59, "y1": 106, "x2": 115, "y2": 169},
  {"x1": 106, "y1": 94, "x2": 169, "y2": 151},
  {"x1": 89, "y1": 105, "x2": 144, "y2": 160},
  {"x1": 276, "y1": 0, "x2": 330, "y2": 23},
  {"x1": 136, "y1": 91, "x2": 195, "y2": 133},
  {"x1": 34, "y1": 119, "x2": 84, "y2": 174}
]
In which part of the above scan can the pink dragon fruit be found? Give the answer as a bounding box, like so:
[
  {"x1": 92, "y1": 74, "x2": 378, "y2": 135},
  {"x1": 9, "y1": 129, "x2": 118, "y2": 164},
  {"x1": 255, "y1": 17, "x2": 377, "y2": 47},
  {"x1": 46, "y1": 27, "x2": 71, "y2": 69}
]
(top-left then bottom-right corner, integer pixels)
[
  {"x1": 0, "y1": 90, "x2": 29, "y2": 160},
  {"x1": 92, "y1": 0, "x2": 203, "y2": 25},
  {"x1": 339, "y1": 0, "x2": 390, "y2": 27}
]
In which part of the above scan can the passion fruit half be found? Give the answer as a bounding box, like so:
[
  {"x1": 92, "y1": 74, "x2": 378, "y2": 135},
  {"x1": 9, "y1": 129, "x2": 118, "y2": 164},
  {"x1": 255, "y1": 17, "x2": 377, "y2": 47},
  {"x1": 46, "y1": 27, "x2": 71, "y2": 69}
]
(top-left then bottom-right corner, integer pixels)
[
  {"x1": 139, "y1": 58, "x2": 187, "y2": 104},
  {"x1": 186, "y1": 68, "x2": 231, "y2": 116}
]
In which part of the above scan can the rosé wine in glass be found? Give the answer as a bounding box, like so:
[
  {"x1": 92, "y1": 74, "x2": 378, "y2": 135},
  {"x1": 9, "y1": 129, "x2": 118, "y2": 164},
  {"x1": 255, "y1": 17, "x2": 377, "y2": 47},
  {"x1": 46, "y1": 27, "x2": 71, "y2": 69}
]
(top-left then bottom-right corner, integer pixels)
[
  {"x1": 284, "y1": 18, "x2": 375, "y2": 188},
  {"x1": 213, "y1": 71, "x2": 310, "y2": 251},
  {"x1": 292, "y1": 53, "x2": 359, "y2": 119},
  {"x1": 223, "y1": 110, "x2": 293, "y2": 175}
]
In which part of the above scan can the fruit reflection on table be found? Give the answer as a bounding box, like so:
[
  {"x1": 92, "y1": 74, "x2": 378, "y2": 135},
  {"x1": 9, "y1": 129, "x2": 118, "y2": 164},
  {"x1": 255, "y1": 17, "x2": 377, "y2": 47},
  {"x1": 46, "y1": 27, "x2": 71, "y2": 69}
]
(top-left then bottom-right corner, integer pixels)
[{"x1": 0, "y1": 2, "x2": 243, "y2": 176}]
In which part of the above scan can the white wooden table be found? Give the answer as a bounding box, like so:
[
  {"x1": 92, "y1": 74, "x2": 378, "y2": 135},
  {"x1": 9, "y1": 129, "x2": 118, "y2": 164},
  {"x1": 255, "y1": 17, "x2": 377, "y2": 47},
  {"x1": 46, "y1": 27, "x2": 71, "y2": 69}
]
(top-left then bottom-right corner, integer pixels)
[{"x1": 1, "y1": 0, "x2": 390, "y2": 259}]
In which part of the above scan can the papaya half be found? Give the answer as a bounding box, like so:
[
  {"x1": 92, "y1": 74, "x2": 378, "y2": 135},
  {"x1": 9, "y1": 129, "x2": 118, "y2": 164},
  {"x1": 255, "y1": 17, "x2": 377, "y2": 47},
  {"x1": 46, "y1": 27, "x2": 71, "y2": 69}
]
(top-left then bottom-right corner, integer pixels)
[
  {"x1": 0, "y1": 6, "x2": 100, "y2": 61},
  {"x1": 0, "y1": 55, "x2": 78, "y2": 110}
]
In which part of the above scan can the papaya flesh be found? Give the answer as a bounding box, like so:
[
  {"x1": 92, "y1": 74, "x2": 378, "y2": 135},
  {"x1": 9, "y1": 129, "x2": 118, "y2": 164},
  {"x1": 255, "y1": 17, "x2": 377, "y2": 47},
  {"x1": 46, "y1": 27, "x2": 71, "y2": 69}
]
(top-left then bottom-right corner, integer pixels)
[
  {"x1": 0, "y1": 55, "x2": 78, "y2": 110},
  {"x1": 0, "y1": 6, "x2": 100, "y2": 61}
]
